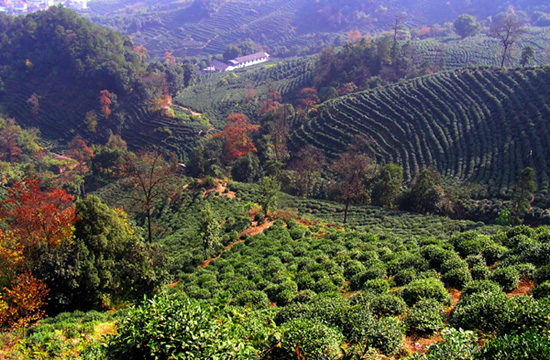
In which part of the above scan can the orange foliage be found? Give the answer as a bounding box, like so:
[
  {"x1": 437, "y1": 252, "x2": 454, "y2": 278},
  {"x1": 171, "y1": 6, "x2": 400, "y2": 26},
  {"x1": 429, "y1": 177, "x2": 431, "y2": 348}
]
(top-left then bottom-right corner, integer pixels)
[
  {"x1": 296, "y1": 88, "x2": 320, "y2": 112},
  {"x1": 420, "y1": 26, "x2": 431, "y2": 36},
  {"x1": 133, "y1": 45, "x2": 147, "y2": 62},
  {"x1": 257, "y1": 89, "x2": 282, "y2": 115},
  {"x1": 164, "y1": 52, "x2": 176, "y2": 66},
  {"x1": 0, "y1": 272, "x2": 48, "y2": 330},
  {"x1": 0, "y1": 178, "x2": 76, "y2": 253},
  {"x1": 347, "y1": 29, "x2": 362, "y2": 43},
  {"x1": 213, "y1": 114, "x2": 259, "y2": 160},
  {"x1": 99, "y1": 89, "x2": 112, "y2": 117}
]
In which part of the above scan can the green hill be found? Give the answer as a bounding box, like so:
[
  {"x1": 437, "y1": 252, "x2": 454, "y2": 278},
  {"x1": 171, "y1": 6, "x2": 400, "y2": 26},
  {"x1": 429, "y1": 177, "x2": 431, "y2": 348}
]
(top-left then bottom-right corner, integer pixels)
[{"x1": 289, "y1": 66, "x2": 550, "y2": 198}]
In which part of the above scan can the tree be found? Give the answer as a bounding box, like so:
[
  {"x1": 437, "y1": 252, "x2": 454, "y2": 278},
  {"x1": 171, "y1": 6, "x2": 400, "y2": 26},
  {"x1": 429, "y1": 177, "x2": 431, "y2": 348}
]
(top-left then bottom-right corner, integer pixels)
[
  {"x1": 296, "y1": 88, "x2": 320, "y2": 113},
  {"x1": 330, "y1": 152, "x2": 375, "y2": 223},
  {"x1": 213, "y1": 114, "x2": 259, "y2": 160},
  {"x1": 491, "y1": 13, "x2": 526, "y2": 68},
  {"x1": 199, "y1": 202, "x2": 221, "y2": 260},
  {"x1": 0, "y1": 118, "x2": 23, "y2": 163},
  {"x1": 223, "y1": 44, "x2": 242, "y2": 61},
  {"x1": 0, "y1": 272, "x2": 49, "y2": 331},
  {"x1": 511, "y1": 167, "x2": 537, "y2": 224},
  {"x1": 259, "y1": 176, "x2": 280, "y2": 217},
  {"x1": 403, "y1": 167, "x2": 447, "y2": 214},
  {"x1": 99, "y1": 90, "x2": 112, "y2": 117},
  {"x1": 291, "y1": 145, "x2": 326, "y2": 198},
  {"x1": 454, "y1": 14, "x2": 482, "y2": 38},
  {"x1": 36, "y1": 196, "x2": 167, "y2": 312},
  {"x1": 66, "y1": 136, "x2": 94, "y2": 198},
  {"x1": 121, "y1": 151, "x2": 176, "y2": 243},
  {"x1": 371, "y1": 163, "x2": 403, "y2": 208},
  {"x1": 520, "y1": 45, "x2": 535, "y2": 66},
  {"x1": 0, "y1": 178, "x2": 76, "y2": 255}
]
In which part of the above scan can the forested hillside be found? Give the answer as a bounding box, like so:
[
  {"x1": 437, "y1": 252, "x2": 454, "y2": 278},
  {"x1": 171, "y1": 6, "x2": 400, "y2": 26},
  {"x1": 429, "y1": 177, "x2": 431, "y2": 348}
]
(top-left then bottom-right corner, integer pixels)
[
  {"x1": 85, "y1": 0, "x2": 550, "y2": 59},
  {"x1": 290, "y1": 67, "x2": 550, "y2": 198}
]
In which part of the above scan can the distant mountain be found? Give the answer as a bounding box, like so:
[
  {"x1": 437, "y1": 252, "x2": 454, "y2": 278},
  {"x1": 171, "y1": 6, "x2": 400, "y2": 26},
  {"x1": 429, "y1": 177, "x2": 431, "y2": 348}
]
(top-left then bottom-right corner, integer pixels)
[{"x1": 84, "y1": 0, "x2": 550, "y2": 59}]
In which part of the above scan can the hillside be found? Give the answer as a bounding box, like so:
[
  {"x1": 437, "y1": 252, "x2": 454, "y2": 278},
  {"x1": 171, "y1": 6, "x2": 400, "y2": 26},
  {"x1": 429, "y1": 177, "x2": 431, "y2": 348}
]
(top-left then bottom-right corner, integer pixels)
[
  {"x1": 289, "y1": 67, "x2": 550, "y2": 198},
  {"x1": 86, "y1": 0, "x2": 550, "y2": 59}
]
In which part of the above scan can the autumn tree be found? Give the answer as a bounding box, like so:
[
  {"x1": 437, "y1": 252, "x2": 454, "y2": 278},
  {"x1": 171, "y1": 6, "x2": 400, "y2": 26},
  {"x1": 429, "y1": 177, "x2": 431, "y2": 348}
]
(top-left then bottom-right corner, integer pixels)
[
  {"x1": 0, "y1": 178, "x2": 76, "y2": 256},
  {"x1": 347, "y1": 30, "x2": 362, "y2": 43},
  {"x1": 296, "y1": 88, "x2": 320, "y2": 113},
  {"x1": 330, "y1": 152, "x2": 375, "y2": 223},
  {"x1": 199, "y1": 202, "x2": 221, "y2": 260},
  {"x1": 121, "y1": 150, "x2": 176, "y2": 243},
  {"x1": 491, "y1": 13, "x2": 526, "y2": 68},
  {"x1": 66, "y1": 136, "x2": 94, "y2": 198},
  {"x1": 0, "y1": 272, "x2": 49, "y2": 330},
  {"x1": 213, "y1": 114, "x2": 259, "y2": 160},
  {"x1": 99, "y1": 90, "x2": 112, "y2": 117}
]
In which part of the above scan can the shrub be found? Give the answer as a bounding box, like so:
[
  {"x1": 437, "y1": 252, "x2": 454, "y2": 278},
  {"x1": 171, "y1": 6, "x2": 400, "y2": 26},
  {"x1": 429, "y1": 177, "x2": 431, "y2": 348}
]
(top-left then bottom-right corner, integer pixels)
[
  {"x1": 405, "y1": 298, "x2": 446, "y2": 336},
  {"x1": 362, "y1": 279, "x2": 390, "y2": 294},
  {"x1": 515, "y1": 263, "x2": 536, "y2": 280},
  {"x1": 535, "y1": 264, "x2": 550, "y2": 284},
  {"x1": 280, "y1": 319, "x2": 344, "y2": 359},
  {"x1": 490, "y1": 266, "x2": 520, "y2": 292},
  {"x1": 293, "y1": 290, "x2": 316, "y2": 304},
  {"x1": 234, "y1": 290, "x2": 269, "y2": 309},
  {"x1": 482, "y1": 243, "x2": 508, "y2": 266},
  {"x1": 315, "y1": 277, "x2": 339, "y2": 293},
  {"x1": 372, "y1": 294, "x2": 407, "y2": 317},
  {"x1": 500, "y1": 296, "x2": 550, "y2": 335},
  {"x1": 367, "y1": 317, "x2": 404, "y2": 356},
  {"x1": 450, "y1": 289, "x2": 510, "y2": 332},
  {"x1": 275, "y1": 290, "x2": 295, "y2": 306},
  {"x1": 533, "y1": 281, "x2": 550, "y2": 299},
  {"x1": 394, "y1": 268, "x2": 417, "y2": 286},
  {"x1": 461, "y1": 280, "x2": 501, "y2": 298},
  {"x1": 471, "y1": 264, "x2": 490, "y2": 280},
  {"x1": 401, "y1": 278, "x2": 451, "y2": 306},
  {"x1": 341, "y1": 304, "x2": 376, "y2": 342},
  {"x1": 477, "y1": 328, "x2": 550, "y2": 360},
  {"x1": 273, "y1": 302, "x2": 312, "y2": 325},
  {"x1": 295, "y1": 273, "x2": 315, "y2": 291},
  {"x1": 422, "y1": 328, "x2": 478, "y2": 360},
  {"x1": 442, "y1": 267, "x2": 472, "y2": 290},
  {"x1": 104, "y1": 295, "x2": 251, "y2": 359}
]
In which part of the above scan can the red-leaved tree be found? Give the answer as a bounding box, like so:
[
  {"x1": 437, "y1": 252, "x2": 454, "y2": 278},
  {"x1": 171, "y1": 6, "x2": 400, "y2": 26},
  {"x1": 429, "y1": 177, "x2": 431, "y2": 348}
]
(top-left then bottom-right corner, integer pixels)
[
  {"x1": 213, "y1": 114, "x2": 259, "y2": 160},
  {"x1": 0, "y1": 178, "x2": 76, "y2": 254},
  {"x1": 99, "y1": 90, "x2": 112, "y2": 117}
]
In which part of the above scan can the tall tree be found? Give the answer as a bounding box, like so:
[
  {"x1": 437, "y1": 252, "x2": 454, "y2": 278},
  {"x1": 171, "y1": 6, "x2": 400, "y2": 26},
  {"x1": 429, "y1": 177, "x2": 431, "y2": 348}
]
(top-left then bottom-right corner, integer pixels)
[
  {"x1": 511, "y1": 167, "x2": 537, "y2": 224},
  {"x1": 66, "y1": 136, "x2": 94, "y2": 198},
  {"x1": 122, "y1": 151, "x2": 176, "y2": 243},
  {"x1": 292, "y1": 145, "x2": 326, "y2": 198},
  {"x1": 199, "y1": 202, "x2": 221, "y2": 260},
  {"x1": 491, "y1": 13, "x2": 526, "y2": 68},
  {"x1": 454, "y1": 14, "x2": 482, "y2": 38},
  {"x1": 371, "y1": 163, "x2": 403, "y2": 209},
  {"x1": 520, "y1": 45, "x2": 535, "y2": 66},
  {"x1": 330, "y1": 152, "x2": 375, "y2": 223},
  {"x1": 259, "y1": 176, "x2": 280, "y2": 217}
]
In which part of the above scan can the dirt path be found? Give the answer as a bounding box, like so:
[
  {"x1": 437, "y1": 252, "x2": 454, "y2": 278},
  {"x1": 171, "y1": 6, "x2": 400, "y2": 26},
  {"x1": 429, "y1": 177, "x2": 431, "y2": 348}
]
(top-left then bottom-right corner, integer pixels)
[{"x1": 197, "y1": 220, "x2": 274, "y2": 268}]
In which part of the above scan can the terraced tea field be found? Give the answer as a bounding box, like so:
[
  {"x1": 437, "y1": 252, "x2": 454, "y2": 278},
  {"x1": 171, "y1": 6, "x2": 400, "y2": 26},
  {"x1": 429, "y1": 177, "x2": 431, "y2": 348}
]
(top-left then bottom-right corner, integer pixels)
[{"x1": 289, "y1": 67, "x2": 550, "y2": 197}]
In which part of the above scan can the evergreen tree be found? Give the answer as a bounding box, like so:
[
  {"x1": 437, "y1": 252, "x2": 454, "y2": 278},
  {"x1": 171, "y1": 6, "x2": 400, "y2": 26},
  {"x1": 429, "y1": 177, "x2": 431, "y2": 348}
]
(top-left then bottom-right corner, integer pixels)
[
  {"x1": 259, "y1": 176, "x2": 281, "y2": 217},
  {"x1": 511, "y1": 167, "x2": 537, "y2": 224},
  {"x1": 199, "y1": 202, "x2": 221, "y2": 260}
]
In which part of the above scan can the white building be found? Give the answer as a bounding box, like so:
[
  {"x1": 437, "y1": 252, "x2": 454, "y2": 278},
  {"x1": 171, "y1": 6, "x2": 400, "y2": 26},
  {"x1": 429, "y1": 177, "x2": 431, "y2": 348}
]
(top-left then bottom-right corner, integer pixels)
[{"x1": 206, "y1": 52, "x2": 270, "y2": 73}]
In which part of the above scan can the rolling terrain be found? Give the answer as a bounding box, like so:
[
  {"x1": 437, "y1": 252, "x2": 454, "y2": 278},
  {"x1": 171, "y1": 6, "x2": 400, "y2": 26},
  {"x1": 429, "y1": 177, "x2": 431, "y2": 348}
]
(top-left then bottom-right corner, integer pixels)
[{"x1": 289, "y1": 67, "x2": 550, "y2": 197}]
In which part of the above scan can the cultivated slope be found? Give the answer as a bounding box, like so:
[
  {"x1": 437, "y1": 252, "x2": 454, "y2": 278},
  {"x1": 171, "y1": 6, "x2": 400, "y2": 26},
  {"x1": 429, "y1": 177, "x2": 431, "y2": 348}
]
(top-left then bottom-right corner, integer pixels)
[{"x1": 289, "y1": 67, "x2": 550, "y2": 196}]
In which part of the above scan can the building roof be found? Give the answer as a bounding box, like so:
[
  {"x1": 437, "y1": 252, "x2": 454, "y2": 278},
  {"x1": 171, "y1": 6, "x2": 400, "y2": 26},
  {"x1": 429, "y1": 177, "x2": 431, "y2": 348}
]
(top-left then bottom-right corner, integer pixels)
[
  {"x1": 211, "y1": 59, "x2": 231, "y2": 72},
  {"x1": 231, "y1": 52, "x2": 269, "y2": 65}
]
